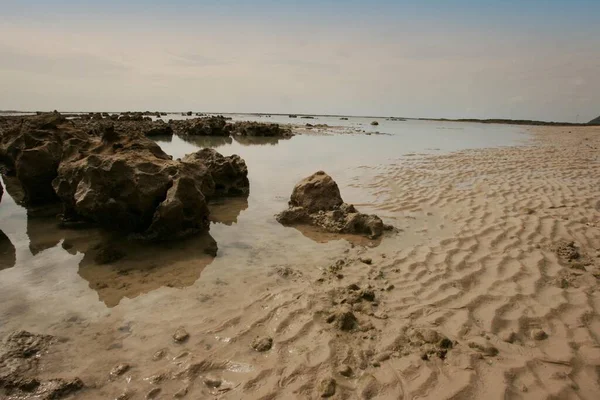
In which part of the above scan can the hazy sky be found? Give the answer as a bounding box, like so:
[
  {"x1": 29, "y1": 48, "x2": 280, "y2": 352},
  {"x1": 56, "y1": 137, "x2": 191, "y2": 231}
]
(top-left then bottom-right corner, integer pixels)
[{"x1": 1, "y1": 1, "x2": 599, "y2": 121}]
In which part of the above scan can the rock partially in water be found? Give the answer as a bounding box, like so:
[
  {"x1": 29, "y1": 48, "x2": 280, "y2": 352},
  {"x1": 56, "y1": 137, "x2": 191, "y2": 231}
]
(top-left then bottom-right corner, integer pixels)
[
  {"x1": 276, "y1": 171, "x2": 390, "y2": 239},
  {"x1": 228, "y1": 121, "x2": 293, "y2": 137},
  {"x1": 0, "y1": 112, "x2": 88, "y2": 205},
  {"x1": 170, "y1": 116, "x2": 229, "y2": 137},
  {"x1": 182, "y1": 148, "x2": 249, "y2": 197},
  {"x1": 52, "y1": 128, "x2": 214, "y2": 240}
]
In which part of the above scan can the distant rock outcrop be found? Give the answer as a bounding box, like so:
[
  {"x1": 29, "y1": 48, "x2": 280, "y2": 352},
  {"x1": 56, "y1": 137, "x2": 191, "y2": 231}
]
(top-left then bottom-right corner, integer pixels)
[
  {"x1": 276, "y1": 171, "x2": 391, "y2": 239},
  {"x1": 589, "y1": 115, "x2": 600, "y2": 125}
]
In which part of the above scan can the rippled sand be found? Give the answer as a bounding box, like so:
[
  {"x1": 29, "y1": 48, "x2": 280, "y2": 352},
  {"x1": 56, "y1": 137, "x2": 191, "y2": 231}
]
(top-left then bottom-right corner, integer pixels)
[{"x1": 2, "y1": 125, "x2": 599, "y2": 399}]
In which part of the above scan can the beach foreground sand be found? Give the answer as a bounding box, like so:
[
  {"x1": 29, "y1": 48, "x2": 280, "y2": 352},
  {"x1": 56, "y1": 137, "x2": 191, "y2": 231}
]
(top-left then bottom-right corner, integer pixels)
[{"x1": 2, "y1": 125, "x2": 599, "y2": 399}]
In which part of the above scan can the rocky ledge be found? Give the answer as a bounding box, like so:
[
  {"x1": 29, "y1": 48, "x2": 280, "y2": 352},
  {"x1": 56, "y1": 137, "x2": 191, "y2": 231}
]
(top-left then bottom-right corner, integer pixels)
[
  {"x1": 276, "y1": 171, "x2": 392, "y2": 239},
  {"x1": 0, "y1": 112, "x2": 248, "y2": 240}
]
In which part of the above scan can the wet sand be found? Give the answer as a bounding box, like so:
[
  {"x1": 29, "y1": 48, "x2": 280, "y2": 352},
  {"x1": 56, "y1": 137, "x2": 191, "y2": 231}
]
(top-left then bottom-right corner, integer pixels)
[{"x1": 1, "y1": 125, "x2": 600, "y2": 399}]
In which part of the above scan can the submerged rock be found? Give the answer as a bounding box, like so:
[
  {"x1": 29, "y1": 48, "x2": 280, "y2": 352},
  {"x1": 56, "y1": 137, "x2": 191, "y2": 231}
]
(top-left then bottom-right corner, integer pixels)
[{"x1": 276, "y1": 171, "x2": 390, "y2": 239}]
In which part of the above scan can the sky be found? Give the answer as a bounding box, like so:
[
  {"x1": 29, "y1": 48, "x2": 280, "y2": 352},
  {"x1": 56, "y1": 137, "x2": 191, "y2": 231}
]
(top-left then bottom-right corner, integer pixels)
[{"x1": 0, "y1": 1, "x2": 599, "y2": 122}]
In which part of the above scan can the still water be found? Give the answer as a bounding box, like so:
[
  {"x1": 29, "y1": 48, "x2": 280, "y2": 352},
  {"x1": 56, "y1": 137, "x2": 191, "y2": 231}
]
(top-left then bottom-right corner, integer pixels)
[{"x1": 0, "y1": 117, "x2": 526, "y2": 320}]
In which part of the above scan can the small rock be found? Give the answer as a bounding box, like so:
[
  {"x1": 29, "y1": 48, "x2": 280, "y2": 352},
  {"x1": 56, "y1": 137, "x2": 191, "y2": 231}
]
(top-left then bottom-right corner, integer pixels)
[
  {"x1": 385, "y1": 284, "x2": 395, "y2": 291},
  {"x1": 110, "y1": 363, "x2": 130, "y2": 378},
  {"x1": 318, "y1": 377, "x2": 336, "y2": 398},
  {"x1": 203, "y1": 376, "x2": 222, "y2": 388},
  {"x1": 501, "y1": 331, "x2": 517, "y2": 343},
  {"x1": 251, "y1": 337, "x2": 273, "y2": 352},
  {"x1": 360, "y1": 257, "x2": 372, "y2": 265},
  {"x1": 420, "y1": 352, "x2": 429, "y2": 361},
  {"x1": 152, "y1": 349, "x2": 167, "y2": 361},
  {"x1": 174, "y1": 387, "x2": 189, "y2": 398},
  {"x1": 335, "y1": 310, "x2": 358, "y2": 331},
  {"x1": 146, "y1": 387, "x2": 161, "y2": 399},
  {"x1": 360, "y1": 289, "x2": 376, "y2": 302},
  {"x1": 375, "y1": 351, "x2": 393, "y2": 362},
  {"x1": 438, "y1": 337, "x2": 453, "y2": 349},
  {"x1": 531, "y1": 329, "x2": 548, "y2": 341},
  {"x1": 173, "y1": 327, "x2": 189, "y2": 343},
  {"x1": 420, "y1": 329, "x2": 440, "y2": 344},
  {"x1": 338, "y1": 365, "x2": 353, "y2": 377},
  {"x1": 347, "y1": 283, "x2": 360, "y2": 291}
]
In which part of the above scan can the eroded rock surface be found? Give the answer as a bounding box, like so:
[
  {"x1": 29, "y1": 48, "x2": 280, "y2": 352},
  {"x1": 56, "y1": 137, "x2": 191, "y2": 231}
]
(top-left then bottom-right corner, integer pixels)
[
  {"x1": 0, "y1": 113, "x2": 249, "y2": 240},
  {"x1": 170, "y1": 116, "x2": 230, "y2": 137},
  {"x1": 0, "y1": 331, "x2": 84, "y2": 400},
  {"x1": 276, "y1": 171, "x2": 390, "y2": 239},
  {"x1": 228, "y1": 121, "x2": 292, "y2": 137}
]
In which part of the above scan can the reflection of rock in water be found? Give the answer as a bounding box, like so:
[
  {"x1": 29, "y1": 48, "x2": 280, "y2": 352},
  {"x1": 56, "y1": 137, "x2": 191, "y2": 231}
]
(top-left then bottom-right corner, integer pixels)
[
  {"x1": 0, "y1": 229, "x2": 16, "y2": 270},
  {"x1": 232, "y1": 135, "x2": 291, "y2": 146},
  {"x1": 25, "y1": 208, "x2": 96, "y2": 255},
  {"x1": 179, "y1": 135, "x2": 233, "y2": 149},
  {"x1": 289, "y1": 223, "x2": 382, "y2": 248},
  {"x1": 148, "y1": 134, "x2": 173, "y2": 143},
  {"x1": 77, "y1": 234, "x2": 218, "y2": 308},
  {"x1": 1, "y1": 174, "x2": 25, "y2": 205},
  {"x1": 208, "y1": 195, "x2": 249, "y2": 226}
]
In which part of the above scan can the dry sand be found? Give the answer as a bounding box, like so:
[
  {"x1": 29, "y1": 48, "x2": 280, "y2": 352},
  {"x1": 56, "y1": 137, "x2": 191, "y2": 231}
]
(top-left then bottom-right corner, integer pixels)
[{"x1": 2, "y1": 125, "x2": 600, "y2": 399}]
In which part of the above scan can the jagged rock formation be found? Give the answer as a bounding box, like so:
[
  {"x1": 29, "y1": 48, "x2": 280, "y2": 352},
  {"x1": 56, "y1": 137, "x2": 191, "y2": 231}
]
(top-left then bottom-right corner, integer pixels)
[{"x1": 276, "y1": 171, "x2": 391, "y2": 239}]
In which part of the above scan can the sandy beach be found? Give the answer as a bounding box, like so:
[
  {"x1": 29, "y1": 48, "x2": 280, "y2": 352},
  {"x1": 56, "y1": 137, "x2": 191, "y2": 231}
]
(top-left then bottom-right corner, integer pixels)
[{"x1": 1, "y1": 122, "x2": 598, "y2": 399}]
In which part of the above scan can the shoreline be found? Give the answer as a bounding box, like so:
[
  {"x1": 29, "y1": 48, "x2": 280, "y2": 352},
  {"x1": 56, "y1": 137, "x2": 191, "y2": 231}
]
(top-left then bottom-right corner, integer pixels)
[{"x1": 1, "y1": 124, "x2": 599, "y2": 399}]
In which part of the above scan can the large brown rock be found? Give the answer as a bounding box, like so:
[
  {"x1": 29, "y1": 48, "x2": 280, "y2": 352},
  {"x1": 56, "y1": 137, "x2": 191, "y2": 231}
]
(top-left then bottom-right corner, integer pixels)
[
  {"x1": 276, "y1": 172, "x2": 389, "y2": 239},
  {"x1": 0, "y1": 112, "x2": 88, "y2": 205},
  {"x1": 182, "y1": 148, "x2": 249, "y2": 196},
  {"x1": 52, "y1": 129, "x2": 213, "y2": 239},
  {"x1": 289, "y1": 171, "x2": 343, "y2": 213}
]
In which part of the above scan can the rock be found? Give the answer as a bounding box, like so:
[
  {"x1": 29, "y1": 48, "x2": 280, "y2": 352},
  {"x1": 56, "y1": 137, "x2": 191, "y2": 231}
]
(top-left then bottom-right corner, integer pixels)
[
  {"x1": 203, "y1": 375, "x2": 222, "y2": 388},
  {"x1": 360, "y1": 289, "x2": 376, "y2": 302},
  {"x1": 251, "y1": 337, "x2": 273, "y2": 352},
  {"x1": 152, "y1": 349, "x2": 167, "y2": 361},
  {"x1": 328, "y1": 309, "x2": 358, "y2": 331},
  {"x1": 318, "y1": 377, "x2": 336, "y2": 398},
  {"x1": 438, "y1": 337, "x2": 453, "y2": 349},
  {"x1": 174, "y1": 386, "x2": 189, "y2": 398},
  {"x1": 338, "y1": 365, "x2": 353, "y2": 377},
  {"x1": 531, "y1": 329, "x2": 548, "y2": 341},
  {"x1": 276, "y1": 172, "x2": 389, "y2": 239},
  {"x1": 288, "y1": 171, "x2": 343, "y2": 213},
  {"x1": 51, "y1": 128, "x2": 239, "y2": 240},
  {"x1": 109, "y1": 363, "x2": 130, "y2": 378},
  {"x1": 173, "y1": 328, "x2": 189, "y2": 343},
  {"x1": 143, "y1": 120, "x2": 173, "y2": 137},
  {"x1": 0, "y1": 331, "x2": 84, "y2": 399},
  {"x1": 360, "y1": 257, "x2": 372, "y2": 265},
  {"x1": 419, "y1": 329, "x2": 441, "y2": 344},
  {"x1": 146, "y1": 387, "x2": 161, "y2": 399},
  {"x1": 370, "y1": 121, "x2": 379, "y2": 126},
  {"x1": 170, "y1": 116, "x2": 229, "y2": 136},
  {"x1": 0, "y1": 112, "x2": 83, "y2": 205},
  {"x1": 501, "y1": 331, "x2": 517, "y2": 343},
  {"x1": 555, "y1": 241, "x2": 580, "y2": 262},
  {"x1": 182, "y1": 148, "x2": 249, "y2": 196},
  {"x1": 375, "y1": 351, "x2": 393, "y2": 362},
  {"x1": 228, "y1": 121, "x2": 292, "y2": 137}
]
